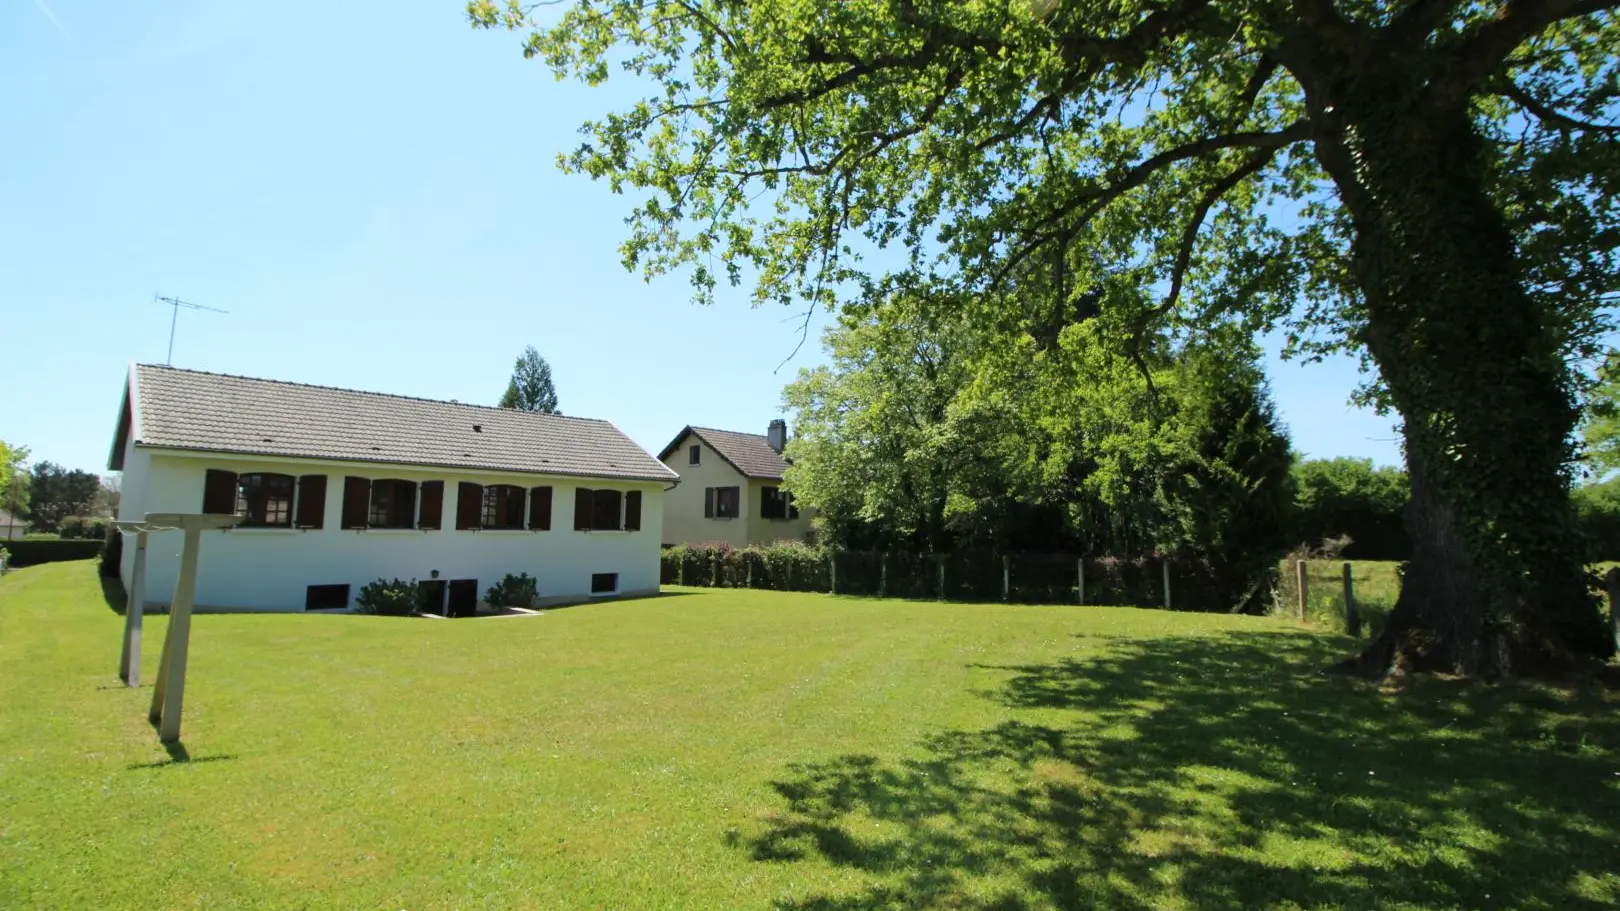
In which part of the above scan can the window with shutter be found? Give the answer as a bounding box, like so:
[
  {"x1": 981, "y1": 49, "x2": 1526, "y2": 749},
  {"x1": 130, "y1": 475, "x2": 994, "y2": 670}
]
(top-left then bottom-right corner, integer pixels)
[
  {"x1": 456, "y1": 482, "x2": 482, "y2": 530},
  {"x1": 296, "y1": 475, "x2": 327, "y2": 529},
  {"x1": 592, "y1": 489, "x2": 622, "y2": 531},
  {"x1": 788, "y1": 493, "x2": 800, "y2": 520},
  {"x1": 203, "y1": 469, "x2": 238, "y2": 515},
  {"x1": 418, "y1": 481, "x2": 444, "y2": 530},
  {"x1": 704, "y1": 487, "x2": 715, "y2": 519},
  {"x1": 574, "y1": 487, "x2": 593, "y2": 531},
  {"x1": 341, "y1": 477, "x2": 371, "y2": 529},
  {"x1": 237, "y1": 473, "x2": 296, "y2": 526},
  {"x1": 529, "y1": 486, "x2": 553, "y2": 531},
  {"x1": 625, "y1": 490, "x2": 642, "y2": 531},
  {"x1": 688, "y1": 445, "x2": 700, "y2": 465}
]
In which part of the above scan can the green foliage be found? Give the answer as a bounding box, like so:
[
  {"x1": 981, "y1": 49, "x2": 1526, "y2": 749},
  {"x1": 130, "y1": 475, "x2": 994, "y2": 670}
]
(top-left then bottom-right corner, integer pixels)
[
  {"x1": 1582, "y1": 350, "x2": 1620, "y2": 479},
  {"x1": 0, "y1": 539, "x2": 103, "y2": 567},
  {"x1": 1573, "y1": 477, "x2": 1620, "y2": 561},
  {"x1": 485, "y1": 572, "x2": 539, "y2": 608},
  {"x1": 355, "y1": 578, "x2": 420, "y2": 616},
  {"x1": 57, "y1": 516, "x2": 108, "y2": 541},
  {"x1": 473, "y1": 0, "x2": 1620, "y2": 666},
  {"x1": 782, "y1": 291, "x2": 1294, "y2": 610},
  {"x1": 1291, "y1": 457, "x2": 1410, "y2": 560},
  {"x1": 498, "y1": 345, "x2": 560, "y2": 414},
  {"x1": 0, "y1": 440, "x2": 27, "y2": 521},
  {"x1": 26, "y1": 462, "x2": 99, "y2": 534}
]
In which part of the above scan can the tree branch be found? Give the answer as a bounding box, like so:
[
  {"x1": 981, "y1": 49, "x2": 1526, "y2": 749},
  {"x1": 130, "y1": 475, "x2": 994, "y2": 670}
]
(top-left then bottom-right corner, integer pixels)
[
  {"x1": 992, "y1": 122, "x2": 1311, "y2": 288},
  {"x1": 1436, "y1": 0, "x2": 1620, "y2": 103},
  {"x1": 1499, "y1": 79, "x2": 1620, "y2": 134},
  {"x1": 1157, "y1": 147, "x2": 1281, "y2": 318}
]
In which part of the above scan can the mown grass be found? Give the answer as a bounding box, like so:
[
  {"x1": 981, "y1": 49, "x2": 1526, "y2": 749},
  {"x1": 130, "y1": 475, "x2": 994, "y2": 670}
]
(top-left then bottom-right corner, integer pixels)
[{"x1": 2, "y1": 560, "x2": 1618, "y2": 910}]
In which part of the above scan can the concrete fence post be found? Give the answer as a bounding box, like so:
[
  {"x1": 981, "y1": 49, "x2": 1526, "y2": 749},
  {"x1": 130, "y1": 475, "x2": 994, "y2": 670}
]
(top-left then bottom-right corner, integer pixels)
[
  {"x1": 1162, "y1": 558, "x2": 1172, "y2": 610},
  {"x1": 1002, "y1": 555, "x2": 1011, "y2": 602},
  {"x1": 1343, "y1": 561, "x2": 1361, "y2": 637},
  {"x1": 1296, "y1": 560, "x2": 1308, "y2": 620},
  {"x1": 879, "y1": 554, "x2": 888, "y2": 599},
  {"x1": 1077, "y1": 558, "x2": 1086, "y2": 605},
  {"x1": 829, "y1": 551, "x2": 838, "y2": 595},
  {"x1": 937, "y1": 556, "x2": 946, "y2": 602}
]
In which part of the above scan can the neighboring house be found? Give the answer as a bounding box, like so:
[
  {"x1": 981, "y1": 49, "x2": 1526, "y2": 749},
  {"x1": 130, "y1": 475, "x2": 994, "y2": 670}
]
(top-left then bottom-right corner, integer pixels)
[
  {"x1": 0, "y1": 509, "x2": 26, "y2": 541},
  {"x1": 108, "y1": 364, "x2": 677, "y2": 612},
  {"x1": 656, "y1": 421, "x2": 815, "y2": 547}
]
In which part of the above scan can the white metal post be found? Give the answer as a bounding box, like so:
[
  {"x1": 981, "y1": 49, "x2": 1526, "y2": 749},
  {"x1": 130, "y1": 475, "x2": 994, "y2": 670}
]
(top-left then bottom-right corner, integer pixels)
[
  {"x1": 150, "y1": 524, "x2": 203, "y2": 743},
  {"x1": 119, "y1": 531, "x2": 148, "y2": 686}
]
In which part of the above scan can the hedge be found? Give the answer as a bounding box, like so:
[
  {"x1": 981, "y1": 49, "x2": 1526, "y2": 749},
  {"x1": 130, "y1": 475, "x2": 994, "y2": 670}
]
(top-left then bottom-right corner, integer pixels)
[
  {"x1": 0, "y1": 539, "x2": 105, "y2": 567},
  {"x1": 660, "y1": 543, "x2": 1244, "y2": 611}
]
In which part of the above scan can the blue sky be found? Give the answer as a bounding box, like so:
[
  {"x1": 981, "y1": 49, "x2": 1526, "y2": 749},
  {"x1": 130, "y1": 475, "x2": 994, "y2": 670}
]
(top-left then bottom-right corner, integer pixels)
[{"x1": 1, "y1": 1, "x2": 1401, "y2": 476}]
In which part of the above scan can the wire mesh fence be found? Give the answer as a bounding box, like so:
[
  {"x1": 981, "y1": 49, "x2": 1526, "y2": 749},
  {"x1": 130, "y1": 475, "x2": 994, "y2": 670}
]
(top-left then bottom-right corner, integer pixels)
[{"x1": 660, "y1": 544, "x2": 1234, "y2": 609}]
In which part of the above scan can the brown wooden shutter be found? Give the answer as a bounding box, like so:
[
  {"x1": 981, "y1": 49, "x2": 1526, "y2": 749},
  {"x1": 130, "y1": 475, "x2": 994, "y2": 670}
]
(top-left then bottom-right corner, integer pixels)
[
  {"x1": 456, "y1": 482, "x2": 482, "y2": 530},
  {"x1": 418, "y1": 481, "x2": 444, "y2": 530},
  {"x1": 760, "y1": 487, "x2": 773, "y2": 519},
  {"x1": 341, "y1": 477, "x2": 370, "y2": 529},
  {"x1": 202, "y1": 469, "x2": 238, "y2": 514},
  {"x1": 625, "y1": 490, "x2": 642, "y2": 531},
  {"x1": 295, "y1": 475, "x2": 327, "y2": 528},
  {"x1": 704, "y1": 487, "x2": 714, "y2": 518},
  {"x1": 529, "y1": 486, "x2": 553, "y2": 531},
  {"x1": 574, "y1": 487, "x2": 592, "y2": 531}
]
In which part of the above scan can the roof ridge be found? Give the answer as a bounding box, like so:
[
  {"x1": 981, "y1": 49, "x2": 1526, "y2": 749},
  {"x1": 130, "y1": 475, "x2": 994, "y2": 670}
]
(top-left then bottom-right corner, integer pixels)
[
  {"x1": 690, "y1": 425, "x2": 769, "y2": 438},
  {"x1": 136, "y1": 363, "x2": 608, "y2": 424}
]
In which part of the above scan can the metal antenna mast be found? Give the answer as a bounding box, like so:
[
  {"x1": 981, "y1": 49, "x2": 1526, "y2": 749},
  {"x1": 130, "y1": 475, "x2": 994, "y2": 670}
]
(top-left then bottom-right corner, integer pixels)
[{"x1": 154, "y1": 294, "x2": 228, "y2": 365}]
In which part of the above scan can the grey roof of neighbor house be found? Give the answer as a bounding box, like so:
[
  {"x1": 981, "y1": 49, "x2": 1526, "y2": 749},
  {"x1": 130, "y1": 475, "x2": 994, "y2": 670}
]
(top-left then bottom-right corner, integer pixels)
[
  {"x1": 658, "y1": 426, "x2": 791, "y2": 480},
  {"x1": 117, "y1": 364, "x2": 678, "y2": 483}
]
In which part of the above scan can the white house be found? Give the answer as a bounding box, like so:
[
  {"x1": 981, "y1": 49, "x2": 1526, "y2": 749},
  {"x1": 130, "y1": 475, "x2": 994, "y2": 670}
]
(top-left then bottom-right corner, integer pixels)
[
  {"x1": 0, "y1": 509, "x2": 26, "y2": 541},
  {"x1": 108, "y1": 364, "x2": 677, "y2": 612},
  {"x1": 656, "y1": 421, "x2": 815, "y2": 547}
]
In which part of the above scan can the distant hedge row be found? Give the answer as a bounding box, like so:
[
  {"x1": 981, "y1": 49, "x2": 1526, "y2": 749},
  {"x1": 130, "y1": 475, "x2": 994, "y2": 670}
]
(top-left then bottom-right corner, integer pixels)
[
  {"x1": 0, "y1": 539, "x2": 104, "y2": 567},
  {"x1": 660, "y1": 543, "x2": 1257, "y2": 611}
]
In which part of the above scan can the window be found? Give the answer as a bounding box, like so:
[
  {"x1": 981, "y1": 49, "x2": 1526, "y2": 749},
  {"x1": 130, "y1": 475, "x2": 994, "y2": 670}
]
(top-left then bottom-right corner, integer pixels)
[
  {"x1": 760, "y1": 486, "x2": 800, "y2": 521},
  {"x1": 367, "y1": 479, "x2": 417, "y2": 529},
  {"x1": 704, "y1": 486, "x2": 740, "y2": 519},
  {"x1": 593, "y1": 488, "x2": 623, "y2": 531},
  {"x1": 574, "y1": 487, "x2": 625, "y2": 531},
  {"x1": 688, "y1": 444, "x2": 701, "y2": 465},
  {"x1": 591, "y1": 572, "x2": 618, "y2": 594},
  {"x1": 528, "y1": 486, "x2": 553, "y2": 530},
  {"x1": 481, "y1": 484, "x2": 526, "y2": 529},
  {"x1": 236, "y1": 473, "x2": 295, "y2": 527},
  {"x1": 305, "y1": 584, "x2": 350, "y2": 610}
]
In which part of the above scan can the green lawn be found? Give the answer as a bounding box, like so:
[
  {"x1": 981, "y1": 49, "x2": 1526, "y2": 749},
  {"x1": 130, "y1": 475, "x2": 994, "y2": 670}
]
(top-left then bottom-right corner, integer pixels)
[{"x1": 2, "y1": 561, "x2": 1618, "y2": 910}]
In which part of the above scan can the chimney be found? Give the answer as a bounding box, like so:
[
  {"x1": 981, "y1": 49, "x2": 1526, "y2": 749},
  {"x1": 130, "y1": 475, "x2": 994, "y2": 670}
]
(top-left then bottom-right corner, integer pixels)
[{"x1": 767, "y1": 419, "x2": 787, "y2": 454}]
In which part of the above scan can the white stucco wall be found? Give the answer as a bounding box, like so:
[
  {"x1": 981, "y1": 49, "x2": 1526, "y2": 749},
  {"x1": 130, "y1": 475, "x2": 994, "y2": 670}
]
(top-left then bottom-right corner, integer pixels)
[
  {"x1": 117, "y1": 445, "x2": 664, "y2": 612},
  {"x1": 658, "y1": 436, "x2": 814, "y2": 547}
]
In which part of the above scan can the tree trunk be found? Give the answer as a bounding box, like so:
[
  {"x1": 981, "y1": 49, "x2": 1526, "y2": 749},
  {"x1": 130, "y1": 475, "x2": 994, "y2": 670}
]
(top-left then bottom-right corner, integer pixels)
[{"x1": 1310, "y1": 92, "x2": 1611, "y2": 677}]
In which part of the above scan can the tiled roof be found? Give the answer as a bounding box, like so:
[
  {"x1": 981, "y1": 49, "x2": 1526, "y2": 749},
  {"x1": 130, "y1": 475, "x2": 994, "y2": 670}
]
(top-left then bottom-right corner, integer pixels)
[
  {"x1": 659, "y1": 426, "x2": 790, "y2": 480},
  {"x1": 127, "y1": 365, "x2": 677, "y2": 483}
]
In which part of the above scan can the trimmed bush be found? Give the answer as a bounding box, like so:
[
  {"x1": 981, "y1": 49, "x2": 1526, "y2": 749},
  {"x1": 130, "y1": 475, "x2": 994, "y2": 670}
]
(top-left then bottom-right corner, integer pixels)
[
  {"x1": 0, "y1": 539, "x2": 103, "y2": 567},
  {"x1": 486, "y1": 572, "x2": 539, "y2": 608},
  {"x1": 355, "y1": 578, "x2": 419, "y2": 616},
  {"x1": 59, "y1": 516, "x2": 110, "y2": 541}
]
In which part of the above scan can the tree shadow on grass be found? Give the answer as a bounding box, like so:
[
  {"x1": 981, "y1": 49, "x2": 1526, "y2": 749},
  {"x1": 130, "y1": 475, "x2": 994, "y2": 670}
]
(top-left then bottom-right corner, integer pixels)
[{"x1": 738, "y1": 631, "x2": 1620, "y2": 910}]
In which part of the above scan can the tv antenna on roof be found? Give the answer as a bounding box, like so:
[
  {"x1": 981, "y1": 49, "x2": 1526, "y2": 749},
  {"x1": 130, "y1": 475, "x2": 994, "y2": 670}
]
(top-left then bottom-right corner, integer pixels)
[{"x1": 154, "y1": 294, "x2": 228, "y2": 365}]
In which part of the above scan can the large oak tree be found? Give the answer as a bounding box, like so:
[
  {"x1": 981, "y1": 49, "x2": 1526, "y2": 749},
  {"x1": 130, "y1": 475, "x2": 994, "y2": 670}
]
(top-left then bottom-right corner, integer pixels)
[{"x1": 472, "y1": 0, "x2": 1620, "y2": 675}]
